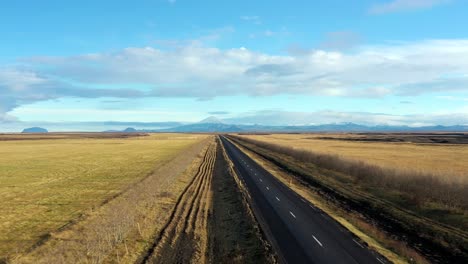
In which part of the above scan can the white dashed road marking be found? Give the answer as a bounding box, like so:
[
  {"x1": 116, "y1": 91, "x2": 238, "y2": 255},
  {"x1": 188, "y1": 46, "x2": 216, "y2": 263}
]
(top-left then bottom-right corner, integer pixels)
[
  {"x1": 353, "y1": 239, "x2": 364, "y2": 248},
  {"x1": 266, "y1": 186, "x2": 270, "y2": 190},
  {"x1": 312, "y1": 235, "x2": 323, "y2": 247},
  {"x1": 276, "y1": 196, "x2": 280, "y2": 201},
  {"x1": 289, "y1": 211, "x2": 296, "y2": 218}
]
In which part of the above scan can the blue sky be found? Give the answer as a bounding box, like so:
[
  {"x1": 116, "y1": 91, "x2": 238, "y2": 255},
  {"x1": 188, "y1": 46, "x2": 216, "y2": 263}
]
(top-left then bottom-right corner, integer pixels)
[{"x1": 1, "y1": 0, "x2": 468, "y2": 131}]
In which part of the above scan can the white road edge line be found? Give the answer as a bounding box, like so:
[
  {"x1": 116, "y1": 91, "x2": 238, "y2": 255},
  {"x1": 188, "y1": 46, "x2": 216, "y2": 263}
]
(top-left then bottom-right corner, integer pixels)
[
  {"x1": 312, "y1": 235, "x2": 323, "y2": 247},
  {"x1": 301, "y1": 198, "x2": 306, "y2": 203},
  {"x1": 353, "y1": 239, "x2": 364, "y2": 248},
  {"x1": 276, "y1": 196, "x2": 280, "y2": 201},
  {"x1": 289, "y1": 211, "x2": 296, "y2": 218},
  {"x1": 377, "y1": 258, "x2": 385, "y2": 264}
]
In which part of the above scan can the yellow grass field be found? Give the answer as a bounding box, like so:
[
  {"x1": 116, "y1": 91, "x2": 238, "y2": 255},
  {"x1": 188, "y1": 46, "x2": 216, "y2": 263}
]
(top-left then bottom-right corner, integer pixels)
[
  {"x1": 0, "y1": 133, "x2": 207, "y2": 258},
  {"x1": 240, "y1": 134, "x2": 468, "y2": 183}
]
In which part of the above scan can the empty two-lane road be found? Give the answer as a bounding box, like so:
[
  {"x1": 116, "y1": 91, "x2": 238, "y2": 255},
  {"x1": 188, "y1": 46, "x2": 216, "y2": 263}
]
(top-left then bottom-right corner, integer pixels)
[{"x1": 220, "y1": 136, "x2": 387, "y2": 264}]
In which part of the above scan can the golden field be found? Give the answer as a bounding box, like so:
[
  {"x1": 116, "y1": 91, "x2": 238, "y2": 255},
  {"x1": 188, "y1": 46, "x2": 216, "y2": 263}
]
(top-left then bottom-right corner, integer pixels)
[
  {"x1": 0, "y1": 133, "x2": 207, "y2": 258},
  {"x1": 240, "y1": 134, "x2": 468, "y2": 183}
]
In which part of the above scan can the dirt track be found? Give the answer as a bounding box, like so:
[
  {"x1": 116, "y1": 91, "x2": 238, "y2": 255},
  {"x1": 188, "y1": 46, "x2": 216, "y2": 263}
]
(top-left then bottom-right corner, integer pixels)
[{"x1": 142, "y1": 141, "x2": 216, "y2": 263}]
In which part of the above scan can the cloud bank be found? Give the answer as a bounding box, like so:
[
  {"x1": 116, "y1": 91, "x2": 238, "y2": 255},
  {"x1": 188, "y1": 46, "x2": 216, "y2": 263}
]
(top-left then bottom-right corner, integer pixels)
[
  {"x1": 1, "y1": 39, "x2": 468, "y2": 122},
  {"x1": 369, "y1": 0, "x2": 450, "y2": 14},
  {"x1": 224, "y1": 110, "x2": 468, "y2": 127}
]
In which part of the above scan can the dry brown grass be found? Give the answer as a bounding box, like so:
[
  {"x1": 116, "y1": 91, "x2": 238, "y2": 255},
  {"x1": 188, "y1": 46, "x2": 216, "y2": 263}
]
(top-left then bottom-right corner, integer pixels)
[
  {"x1": 12, "y1": 136, "x2": 212, "y2": 264},
  {"x1": 241, "y1": 134, "x2": 468, "y2": 184},
  {"x1": 0, "y1": 133, "x2": 208, "y2": 261},
  {"x1": 237, "y1": 135, "x2": 468, "y2": 210},
  {"x1": 0, "y1": 132, "x2": 148, "y2": 141},
  {"x1": 143, "y1": 139, "x2": 217, "y2": 264}
]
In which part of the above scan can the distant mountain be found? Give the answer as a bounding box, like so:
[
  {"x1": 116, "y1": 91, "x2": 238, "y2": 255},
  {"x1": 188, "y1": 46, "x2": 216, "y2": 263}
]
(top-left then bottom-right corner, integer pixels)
[
  {"x1": 100, "y1": 122, "x2": 185, "y2": 132},
  {"x1": 198, "y1": 116, "x2": 224, "y2": 124},
  {"x1": 235, "y1": 123, "x2": 467, "y2": 133},
  {"x1": 98, "y1": 121, "x2": 183, "y2": 127},
  {"x1": 158, "y1": 116, "x2": 241, "y2": 132},
  {"x1": 22, "y1": 127, "x2": 48, "y2": 133},
  {"x1": 163, "y1": 123, "x2": 242, "y2": 132},
  {"x1": 102, "y1": 120, "x2": 468, "y2": 133},
  {"x1": 123, "y1": 127, "x2": 137, "y2": 132},
  {"x1": 103, "y1": 126, "x2": 176, "y2": 133}
]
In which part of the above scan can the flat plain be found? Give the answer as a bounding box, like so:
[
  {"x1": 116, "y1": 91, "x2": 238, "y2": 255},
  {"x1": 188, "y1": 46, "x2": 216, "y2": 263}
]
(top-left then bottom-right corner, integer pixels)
[
  {"x1": 0, "y1": 133, "x2": 207, "y2": 258},
  {"x1": 3, "y1": 132, "x2": 466, "y2": 263},
  {"x1": 240, "y1": 133, "x2": 468, "y2": 183}
]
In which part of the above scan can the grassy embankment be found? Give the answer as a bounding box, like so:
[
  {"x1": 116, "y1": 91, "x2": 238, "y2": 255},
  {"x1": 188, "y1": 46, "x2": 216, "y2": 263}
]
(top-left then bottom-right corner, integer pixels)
[
  {"x1": 230, "y1": 134, "x2": 468, "y2": 263},
  {"x1": 0, "y1": 133, "x2": 208, "y2": 262},
  {"x1": 208, "y1": 137, "x2": 275, "y2": 263}
]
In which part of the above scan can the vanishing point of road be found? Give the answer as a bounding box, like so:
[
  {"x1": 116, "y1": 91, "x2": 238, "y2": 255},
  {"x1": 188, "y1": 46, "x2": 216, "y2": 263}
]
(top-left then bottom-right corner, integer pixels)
[{"x1": 220, "y1": 136, "x2": 388, "y2": 264}]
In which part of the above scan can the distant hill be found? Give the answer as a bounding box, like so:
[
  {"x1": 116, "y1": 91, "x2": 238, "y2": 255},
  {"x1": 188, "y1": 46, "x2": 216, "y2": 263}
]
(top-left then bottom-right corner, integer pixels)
[
  {"x1": 245, "y1": 124, "x2": 468, "y2": 133},
  {"x1": 22, "y1": 127, "x2": 48, "y2": 133},
  {"x1": 162, "y1": 123, "x2": 242, "y2": 133},
  {"x1": 198, "y1": 116, "x2": 224, "y2": 124},
  {"x1": 101, "y1": 122, "x2": 185, "y2": 133},
  {"x1": 101, "y1": 119, "x2": 468, "y2": 133},
  {"x1": 123, "y1": 127, "x2": 137, "y2": 133},
  {"x1": 103, "y1": 127, "x2": 169, "y2": 133},
  {"x1": 160, "y1": 116, "x2": 242, "y2": 132},
  {"x1": 162, "y1": 122, "x2": 468, "y2": 133}
]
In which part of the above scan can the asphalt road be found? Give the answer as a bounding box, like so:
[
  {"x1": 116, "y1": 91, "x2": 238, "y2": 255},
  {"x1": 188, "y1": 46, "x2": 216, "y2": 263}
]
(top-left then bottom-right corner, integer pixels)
[{"x1": 220, "y1": 136, "x2": 388, "y2": 264}]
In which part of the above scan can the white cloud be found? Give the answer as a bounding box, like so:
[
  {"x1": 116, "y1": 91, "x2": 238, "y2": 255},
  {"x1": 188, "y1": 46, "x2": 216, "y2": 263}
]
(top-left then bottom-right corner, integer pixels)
[
  {"x1": 240, "y1": 16, "x2": 261, "y2": 24},
  {"x1": 369, "y1": 0, "x2": 450, "y2": 14},
  {"x1": 0, "y1": 69, "x2": 47, "y2": 91},
  {"x1": 224, "y1": 110, "x2": 468, "y2": 126},
  {"x1": 0, "y1": 68, "x2": 147, "y2": 119},
  {"x1": 0, "y1": 112, "x2": 17, "y2": 123},
  {"x1": 1, "y1": 39, "x2": 468, "y2": 120}
]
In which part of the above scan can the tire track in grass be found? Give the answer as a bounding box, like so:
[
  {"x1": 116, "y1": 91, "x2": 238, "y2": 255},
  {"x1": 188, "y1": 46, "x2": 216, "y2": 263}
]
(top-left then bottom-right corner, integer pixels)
[{"x1": 140, "y1": 140, "x2": 217, "y2": 264}]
